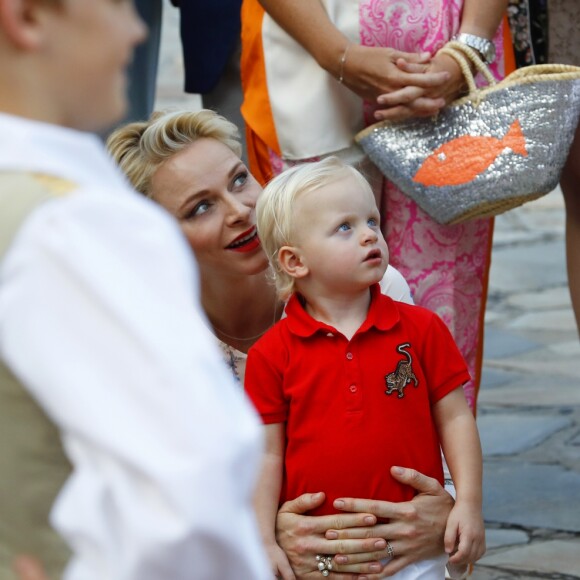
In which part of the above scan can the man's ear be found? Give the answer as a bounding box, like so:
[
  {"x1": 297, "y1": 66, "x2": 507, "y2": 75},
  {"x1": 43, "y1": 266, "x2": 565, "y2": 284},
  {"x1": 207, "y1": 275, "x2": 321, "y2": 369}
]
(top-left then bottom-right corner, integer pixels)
[
  {"x1": 278, "y1": 246, "x2": 309, "y2": 279},
  {"x1": 0, "y1": 0, "x2": 52, "y2": 50}
]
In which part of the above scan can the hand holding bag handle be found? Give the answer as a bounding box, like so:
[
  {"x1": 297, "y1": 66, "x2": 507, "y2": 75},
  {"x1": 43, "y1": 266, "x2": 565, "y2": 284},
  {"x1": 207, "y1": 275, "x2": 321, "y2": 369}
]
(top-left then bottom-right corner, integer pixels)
[{"x1": 355, "y1": 43, "x2": 580, "y2": 224}]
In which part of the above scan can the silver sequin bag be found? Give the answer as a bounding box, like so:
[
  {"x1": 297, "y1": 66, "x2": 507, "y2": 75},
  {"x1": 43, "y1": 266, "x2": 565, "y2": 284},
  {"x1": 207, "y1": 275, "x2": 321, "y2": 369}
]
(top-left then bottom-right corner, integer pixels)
[{"x1": 355, "y1": 42, "x2": 580, "y2": 225}]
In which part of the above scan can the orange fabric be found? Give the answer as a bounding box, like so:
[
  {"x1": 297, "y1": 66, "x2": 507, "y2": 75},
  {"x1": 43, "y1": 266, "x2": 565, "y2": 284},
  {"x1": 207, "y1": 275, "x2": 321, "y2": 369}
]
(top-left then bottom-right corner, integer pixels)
[
  {"x1": 240, "y1": 0, "x2": 281, "y2": 168},
  {"x1": 503, "y1": 14, "x2": 516, "y2": 74},
  {"x1": 471, "y1": 217, "x2": 495, "y2": 417},
  {"x1": 245, "y1": 124, "x2": 276, "y2": 187}
]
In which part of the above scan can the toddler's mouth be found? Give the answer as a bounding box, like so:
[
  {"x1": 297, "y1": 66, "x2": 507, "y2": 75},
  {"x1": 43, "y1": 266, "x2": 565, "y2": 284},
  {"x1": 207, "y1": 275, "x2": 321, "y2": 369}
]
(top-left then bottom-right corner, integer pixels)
[{"x1": 364, "y1": 249, "x2": 382, "y2": 261}]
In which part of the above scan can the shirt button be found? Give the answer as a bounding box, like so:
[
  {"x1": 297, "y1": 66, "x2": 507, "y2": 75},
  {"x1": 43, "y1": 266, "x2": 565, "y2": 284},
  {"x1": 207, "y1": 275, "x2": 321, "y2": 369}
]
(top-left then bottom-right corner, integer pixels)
[
  {"x1": 349, "y1": 385, "x2": 357, "y2": 393},
  {"x1": 346, "y1": 352, "x2": 353, "y2": 360},
  {"x1": 326, "y1": 332, "x2": 334, "y2": 337}
]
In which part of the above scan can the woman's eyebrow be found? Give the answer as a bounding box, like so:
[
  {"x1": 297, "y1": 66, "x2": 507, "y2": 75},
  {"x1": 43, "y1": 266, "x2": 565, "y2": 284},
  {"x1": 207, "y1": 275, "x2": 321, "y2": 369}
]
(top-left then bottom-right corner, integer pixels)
[
  {"x1": 177, "y1": 161, "x2": 244, "y2": 214},
  {"x1": 227, "y1": 161, "x2": 245, "y2": 178},
  {"x1": 179, "y1": 189, "x2": 208, "y2": 214}
]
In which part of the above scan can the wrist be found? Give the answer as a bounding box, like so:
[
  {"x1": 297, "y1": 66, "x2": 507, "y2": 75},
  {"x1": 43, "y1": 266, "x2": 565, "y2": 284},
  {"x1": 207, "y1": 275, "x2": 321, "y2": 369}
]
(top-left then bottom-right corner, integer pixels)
[
  {"x1": 454, "y1": 494, "x2": 482, "y2": 508},
  {"x1": 315, "y1": 35, "x2": 352, "y2": 77},
  {"x1": 454, "y1": 32, "x2": 496, "y2": 64}
]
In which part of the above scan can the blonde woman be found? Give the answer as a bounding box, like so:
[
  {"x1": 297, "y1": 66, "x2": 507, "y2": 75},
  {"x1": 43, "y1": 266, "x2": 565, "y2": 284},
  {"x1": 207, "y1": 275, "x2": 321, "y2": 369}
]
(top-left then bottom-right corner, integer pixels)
[{"x1": 106, "y1": 109, "x2": 457, "y2": 578}]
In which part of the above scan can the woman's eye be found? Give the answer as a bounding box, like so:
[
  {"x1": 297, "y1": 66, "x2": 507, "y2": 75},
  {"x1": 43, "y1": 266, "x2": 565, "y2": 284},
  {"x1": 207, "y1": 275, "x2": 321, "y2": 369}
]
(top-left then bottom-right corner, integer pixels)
[
  {"x1": 368, "y1": 217, "x2": 378, "y2": 227},
  {"x1": 189, "y1": 201, "x2": 211, "y2": 217},
  {"x1": 338, "y1": 223, "x2": 351, "y2": 232},
  {"x1": 233, "y1": 172, "x2": 248, "y2": 188}
]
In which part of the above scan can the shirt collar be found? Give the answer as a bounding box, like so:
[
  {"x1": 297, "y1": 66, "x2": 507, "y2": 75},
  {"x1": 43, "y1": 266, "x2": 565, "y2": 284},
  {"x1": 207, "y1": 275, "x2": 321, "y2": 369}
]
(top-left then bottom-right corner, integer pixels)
[
  {"x1": 0, "y1": 113, "x2": 132, "y2": 194},
  {"x1": 285, "y1": 284, "x2": 400, "y2": 338}
]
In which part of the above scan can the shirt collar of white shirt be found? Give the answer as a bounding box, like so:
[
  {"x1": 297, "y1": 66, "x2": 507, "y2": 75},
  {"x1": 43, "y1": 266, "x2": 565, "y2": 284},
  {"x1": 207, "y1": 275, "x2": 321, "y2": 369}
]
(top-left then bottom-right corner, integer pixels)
[{"x1": 0, "y1": 112, "x2": 130, "y2": 194}]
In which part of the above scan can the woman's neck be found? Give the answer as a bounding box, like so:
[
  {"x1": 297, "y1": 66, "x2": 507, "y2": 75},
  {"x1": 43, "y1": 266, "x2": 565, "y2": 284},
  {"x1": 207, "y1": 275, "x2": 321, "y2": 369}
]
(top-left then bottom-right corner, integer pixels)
[{"x1": 200, "y1": 268, "x2": 282, "y2": 353}]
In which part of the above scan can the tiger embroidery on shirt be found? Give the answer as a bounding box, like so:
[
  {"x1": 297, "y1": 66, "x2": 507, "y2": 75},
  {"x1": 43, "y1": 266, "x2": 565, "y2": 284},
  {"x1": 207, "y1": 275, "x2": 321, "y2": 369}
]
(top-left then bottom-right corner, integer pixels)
[{"x1": 385, "y1": 343, "x2": 419, "y2": 398}]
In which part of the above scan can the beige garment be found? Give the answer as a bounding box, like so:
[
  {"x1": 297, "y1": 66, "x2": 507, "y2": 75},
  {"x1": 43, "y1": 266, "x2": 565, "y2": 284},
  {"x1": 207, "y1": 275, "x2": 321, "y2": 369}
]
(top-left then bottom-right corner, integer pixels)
[
  {"x1": 549, "y1": 0, "x2": 580, "y2": 64},
  {"x1": 0, "y1": 173, "x2": 74, "y2": 580}
]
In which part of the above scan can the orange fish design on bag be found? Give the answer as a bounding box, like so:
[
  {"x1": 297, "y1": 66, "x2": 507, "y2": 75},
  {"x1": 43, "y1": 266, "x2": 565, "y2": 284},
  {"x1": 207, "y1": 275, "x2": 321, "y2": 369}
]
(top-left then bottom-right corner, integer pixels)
[{"x1": 413, "y1": 119, "x2": 528, "y2": 187}]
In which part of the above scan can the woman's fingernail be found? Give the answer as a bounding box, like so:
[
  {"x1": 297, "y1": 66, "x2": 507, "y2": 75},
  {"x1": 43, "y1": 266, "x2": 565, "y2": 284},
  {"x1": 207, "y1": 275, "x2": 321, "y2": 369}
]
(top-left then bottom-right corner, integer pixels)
[
  {"x1": 392, "y1": 466, "x2": 404, "y2": 475},
  {"x1": 335, "y1": 555, "x2": 347, "y2": 564},
  {"x1": 370, "y1": 563, "x2": 382, "y2": 572},
  {"x1": 375, "y1": 539, "x2": 387, "y2": 549},
  {"x1": 334, "y1": 500, "x2": 345, "y2": 509},
  {"x1": 326, "y1": 531, "x2": 338, "y2": 539},
  {"x1": 364, "y1": 516, "x2": 375, "y2": 524}
]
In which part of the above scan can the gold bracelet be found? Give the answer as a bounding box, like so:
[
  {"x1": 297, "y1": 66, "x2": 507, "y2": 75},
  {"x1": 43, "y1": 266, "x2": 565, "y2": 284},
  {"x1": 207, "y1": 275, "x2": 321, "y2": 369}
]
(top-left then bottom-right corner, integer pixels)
[{"x1": 338, "y1": 44, "x2": 350, "y2": 84}]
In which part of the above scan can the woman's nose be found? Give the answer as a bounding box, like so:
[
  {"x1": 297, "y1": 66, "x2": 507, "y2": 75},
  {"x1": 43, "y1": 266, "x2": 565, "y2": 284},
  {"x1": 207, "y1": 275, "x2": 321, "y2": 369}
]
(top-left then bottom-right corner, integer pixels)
[{"x1": 225, "y1": 195, "x2": 252, "y2": 225}]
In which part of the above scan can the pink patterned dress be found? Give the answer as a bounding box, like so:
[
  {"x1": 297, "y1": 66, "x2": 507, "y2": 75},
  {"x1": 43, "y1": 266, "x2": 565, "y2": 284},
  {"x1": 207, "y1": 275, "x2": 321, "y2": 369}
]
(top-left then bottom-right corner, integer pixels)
[
  {"x1": 359, "y1": 1, "x2": 505, "y2": 410},
  {"x1": 241, "y1": 0, "x2": 508, "y2": 411}
]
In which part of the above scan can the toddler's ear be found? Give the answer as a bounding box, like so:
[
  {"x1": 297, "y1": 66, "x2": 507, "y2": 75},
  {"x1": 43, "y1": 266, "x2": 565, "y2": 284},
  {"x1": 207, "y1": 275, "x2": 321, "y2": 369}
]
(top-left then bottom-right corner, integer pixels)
[{"x1": 278, "y1": 246, "x2": 308, "y2": 279}]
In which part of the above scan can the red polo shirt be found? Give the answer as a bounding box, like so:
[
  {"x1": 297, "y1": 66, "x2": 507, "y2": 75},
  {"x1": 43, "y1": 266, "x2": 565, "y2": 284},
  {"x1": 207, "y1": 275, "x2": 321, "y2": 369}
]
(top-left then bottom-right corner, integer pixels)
[{"x1": 245, "y1": 285, "x2": 470, "y2": 516}]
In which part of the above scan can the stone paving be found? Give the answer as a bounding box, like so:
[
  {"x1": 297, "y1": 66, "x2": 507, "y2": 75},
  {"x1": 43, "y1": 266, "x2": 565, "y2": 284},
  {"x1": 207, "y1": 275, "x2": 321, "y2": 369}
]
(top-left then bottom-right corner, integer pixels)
[
  {"x1": 155, "y1": 3, "x2": 580, "y2": 577},
  {"x1": 472, "y1": 193, "x2": 580, "y2": 579}
]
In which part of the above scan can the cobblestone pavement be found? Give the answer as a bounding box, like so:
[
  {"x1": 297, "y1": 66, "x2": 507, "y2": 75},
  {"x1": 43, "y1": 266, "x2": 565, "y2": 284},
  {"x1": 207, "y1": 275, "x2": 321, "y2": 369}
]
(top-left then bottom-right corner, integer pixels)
[{"x1": 155, "y1": 4, "x2": 580, "y2": 577}]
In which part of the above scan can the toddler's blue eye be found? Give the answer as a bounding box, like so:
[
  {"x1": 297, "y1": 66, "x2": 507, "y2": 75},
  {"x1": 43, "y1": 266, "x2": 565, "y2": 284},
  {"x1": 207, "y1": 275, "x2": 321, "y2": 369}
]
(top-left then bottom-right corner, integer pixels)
[
  {"x1": 368, "y1": 217, "x2": 378, "y2": 227},
  {"x1": 338, "y1": 223, "x2": 351, "y2": 232}
]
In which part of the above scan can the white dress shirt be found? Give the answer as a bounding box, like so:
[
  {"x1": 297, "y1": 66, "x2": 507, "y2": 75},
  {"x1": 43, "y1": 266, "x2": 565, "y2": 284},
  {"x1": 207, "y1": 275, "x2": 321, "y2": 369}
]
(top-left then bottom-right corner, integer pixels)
[{"x1": 0, "y1": 114, "x2": 270, "y2": 579}]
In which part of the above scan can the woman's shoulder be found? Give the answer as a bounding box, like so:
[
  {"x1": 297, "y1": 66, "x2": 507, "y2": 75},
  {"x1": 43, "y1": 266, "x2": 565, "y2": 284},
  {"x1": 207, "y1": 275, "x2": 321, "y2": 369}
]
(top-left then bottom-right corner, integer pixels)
[{"x1": 380, "y1": 265, "x2": 414, "y2": 304}]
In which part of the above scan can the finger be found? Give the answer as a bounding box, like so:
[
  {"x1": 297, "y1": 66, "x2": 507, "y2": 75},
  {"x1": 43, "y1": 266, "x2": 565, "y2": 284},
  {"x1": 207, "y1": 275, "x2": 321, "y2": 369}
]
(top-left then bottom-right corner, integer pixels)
[
  {"x1": 390, "y1": 466, "x2": 447, "y2": 496},
  {"x1": 392, "y1": 70, "x2": 450, "y2": 90},
  {"x1": 326, "y1": 525, "x2": 386, "y2": 541},
  {"x1": 325, "y1": 513, "x2": 377, "y2": 532},
  {"x1": 295, "y1": 513, "x2": 377, "y2": 539},
  {"x1": 391, "y1": 50, "x2": 432, "y2": 64},
  {"x1": 278, "y1": 559, "x2": 296, "y2": 580},
  {"x1": 373, "y1": 105, "x2": 417, "y2": 122},
  {"x1": 12, "y1": 556, "x2": 48, "y2": 580},
  {"x1": 448, "y1": 549, "x2": 468, "y2": 565},
  {"x1": 448, "y1": 536, "x2": 469, "y2": 565},
  {"x1": 279, "y1": 492, "x2": 326, "y2": 515},
  {"x1": 333, "y1": 545, "x2": 390, "y2": 566},
  {"x1": 377, "y1": 85, "x2": 426, "y2": 107},
  {"x1": 373, "y1": 93, "x2": 446, "y2": 121},
  {"x1": 395, "y1": 58, "x2": 429, "y2": 74},
  {"x1": 324, "y1": 537, "x2": 387, "y2": 556},
  {"x1": 444, "y1": 524, "x2": 458, "y2": 555},
  {"x1": 332, "y1": 559, "x2": 385, "y2": 575},
  {"x1": 380, "y1": 554, "x2": 421, "y2": 577},
  {"x1": 406, "y1": 97, "x2": 446, "y2": 116},
  {"x1": 334, "y1": 497, "x2": 399, "y2": 518}
]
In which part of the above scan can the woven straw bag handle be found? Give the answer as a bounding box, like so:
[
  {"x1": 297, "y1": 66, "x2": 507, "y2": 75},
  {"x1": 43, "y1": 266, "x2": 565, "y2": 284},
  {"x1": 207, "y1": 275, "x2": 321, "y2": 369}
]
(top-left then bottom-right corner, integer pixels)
[{"x1": 438, "y1": 41, "x2": 496, "y2": 99}]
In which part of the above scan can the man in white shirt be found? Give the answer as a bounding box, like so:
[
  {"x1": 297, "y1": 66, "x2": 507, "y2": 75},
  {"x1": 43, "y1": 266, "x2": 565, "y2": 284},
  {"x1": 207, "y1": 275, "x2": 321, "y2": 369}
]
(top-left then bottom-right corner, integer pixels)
[{"x1": 0, "y1": 1, "x2": 269, "y2": 578}]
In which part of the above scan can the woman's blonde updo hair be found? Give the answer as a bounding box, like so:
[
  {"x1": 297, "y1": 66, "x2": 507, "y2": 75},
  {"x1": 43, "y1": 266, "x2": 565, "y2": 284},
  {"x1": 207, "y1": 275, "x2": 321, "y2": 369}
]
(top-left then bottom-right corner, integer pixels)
[{"x1": 106, "y1": 109, "x2": 242, "y2": 197}]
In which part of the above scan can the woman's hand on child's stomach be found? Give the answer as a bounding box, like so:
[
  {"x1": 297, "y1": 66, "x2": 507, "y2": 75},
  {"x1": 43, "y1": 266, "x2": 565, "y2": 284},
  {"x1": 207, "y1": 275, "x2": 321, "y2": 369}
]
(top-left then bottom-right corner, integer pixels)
[{"x1": 275, "y1": 467, "x2": 454, "y2": 578}]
